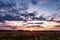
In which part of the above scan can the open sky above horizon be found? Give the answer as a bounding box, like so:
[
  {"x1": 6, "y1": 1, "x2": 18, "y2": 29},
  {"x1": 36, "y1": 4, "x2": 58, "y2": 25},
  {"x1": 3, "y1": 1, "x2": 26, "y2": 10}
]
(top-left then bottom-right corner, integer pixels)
[
  {"x1": 0, "y1": 0, "x2": 60, "y2": 30},
  {"x1": 0, "y1": 0, "x2": 60, "y2": 18},
  {"x1": 15, "y1": 0, "x2": 60, "y2": 17}
]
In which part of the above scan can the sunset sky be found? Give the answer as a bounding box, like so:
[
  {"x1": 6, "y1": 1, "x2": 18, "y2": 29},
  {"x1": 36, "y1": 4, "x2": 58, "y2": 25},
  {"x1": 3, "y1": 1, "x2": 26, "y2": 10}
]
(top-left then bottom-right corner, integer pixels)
[{"x1": 0, "y1": 0, "x2": 60, "y2": 30}]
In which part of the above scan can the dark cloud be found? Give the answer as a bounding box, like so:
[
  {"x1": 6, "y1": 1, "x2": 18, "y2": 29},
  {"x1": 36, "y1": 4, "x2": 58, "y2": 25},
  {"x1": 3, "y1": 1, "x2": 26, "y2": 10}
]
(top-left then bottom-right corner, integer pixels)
[
  {"x1": 56, "y1": 7, "x2": 60, "y2": 11},
  {"x1": 31, "y1": 0, "x2": 38, "y2": 5}
]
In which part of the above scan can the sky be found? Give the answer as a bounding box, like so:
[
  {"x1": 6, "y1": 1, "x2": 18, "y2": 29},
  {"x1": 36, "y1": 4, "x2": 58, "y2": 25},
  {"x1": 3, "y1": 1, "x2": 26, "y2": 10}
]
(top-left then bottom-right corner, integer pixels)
[
  {"x1": 0, "y1": 0, "x2": 60, "y2": 20},
  {"x1": 15, "y1": 0, "x2": 60, "y2": 17},
  {"x1": 0, "y1": 0, "x2": 60, "y2": 30},
  {"x1": 27, "y1": 0, "x2": 60, "y2": 17},
  {"x1": 17, "y1": 0, "x2": 60, "y2": 19}
]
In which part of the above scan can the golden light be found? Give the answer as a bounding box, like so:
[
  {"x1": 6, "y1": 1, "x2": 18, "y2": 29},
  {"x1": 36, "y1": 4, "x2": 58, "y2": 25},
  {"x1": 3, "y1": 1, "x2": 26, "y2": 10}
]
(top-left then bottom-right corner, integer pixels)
[
  {"x1": 30, "y1": 28, "x2": 33, "y2": 31},
  {"x1": 42, "y1": 25, "x2": 54, "y2": 29}
]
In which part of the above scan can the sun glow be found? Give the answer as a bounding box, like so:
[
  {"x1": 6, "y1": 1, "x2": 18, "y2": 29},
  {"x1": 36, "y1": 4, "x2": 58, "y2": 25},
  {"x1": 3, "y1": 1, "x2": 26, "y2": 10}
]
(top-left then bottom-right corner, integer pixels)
[{"x1": 30, "y1": 28, "x2": 34, "y2": 31}]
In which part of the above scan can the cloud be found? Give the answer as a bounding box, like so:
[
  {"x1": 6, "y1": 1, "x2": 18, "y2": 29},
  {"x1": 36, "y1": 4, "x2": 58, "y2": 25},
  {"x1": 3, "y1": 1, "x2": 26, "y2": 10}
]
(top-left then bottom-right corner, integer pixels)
[
  {"x1": 26, "y1": 3, "x2": 38, "y2": 13},
  {"x1": 0, "y1": 0, "x2": 60, "y2": 21},
  {"x1": 31, "y1": 0, "x2": 48, "y2": 5}
]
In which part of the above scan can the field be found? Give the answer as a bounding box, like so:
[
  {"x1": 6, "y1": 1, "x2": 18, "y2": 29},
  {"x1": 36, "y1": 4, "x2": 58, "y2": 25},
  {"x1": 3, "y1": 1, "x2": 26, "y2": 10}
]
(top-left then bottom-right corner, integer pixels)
[{"x1": 0, "y1": 31, "x2": 60, "y2": 40}]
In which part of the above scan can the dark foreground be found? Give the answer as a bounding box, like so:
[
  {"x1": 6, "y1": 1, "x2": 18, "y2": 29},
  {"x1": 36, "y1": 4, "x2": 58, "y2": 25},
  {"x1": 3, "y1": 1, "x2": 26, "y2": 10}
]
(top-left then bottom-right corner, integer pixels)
[{"x1": 0, "y1": 30, "x2": 60, "y2": 40}]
